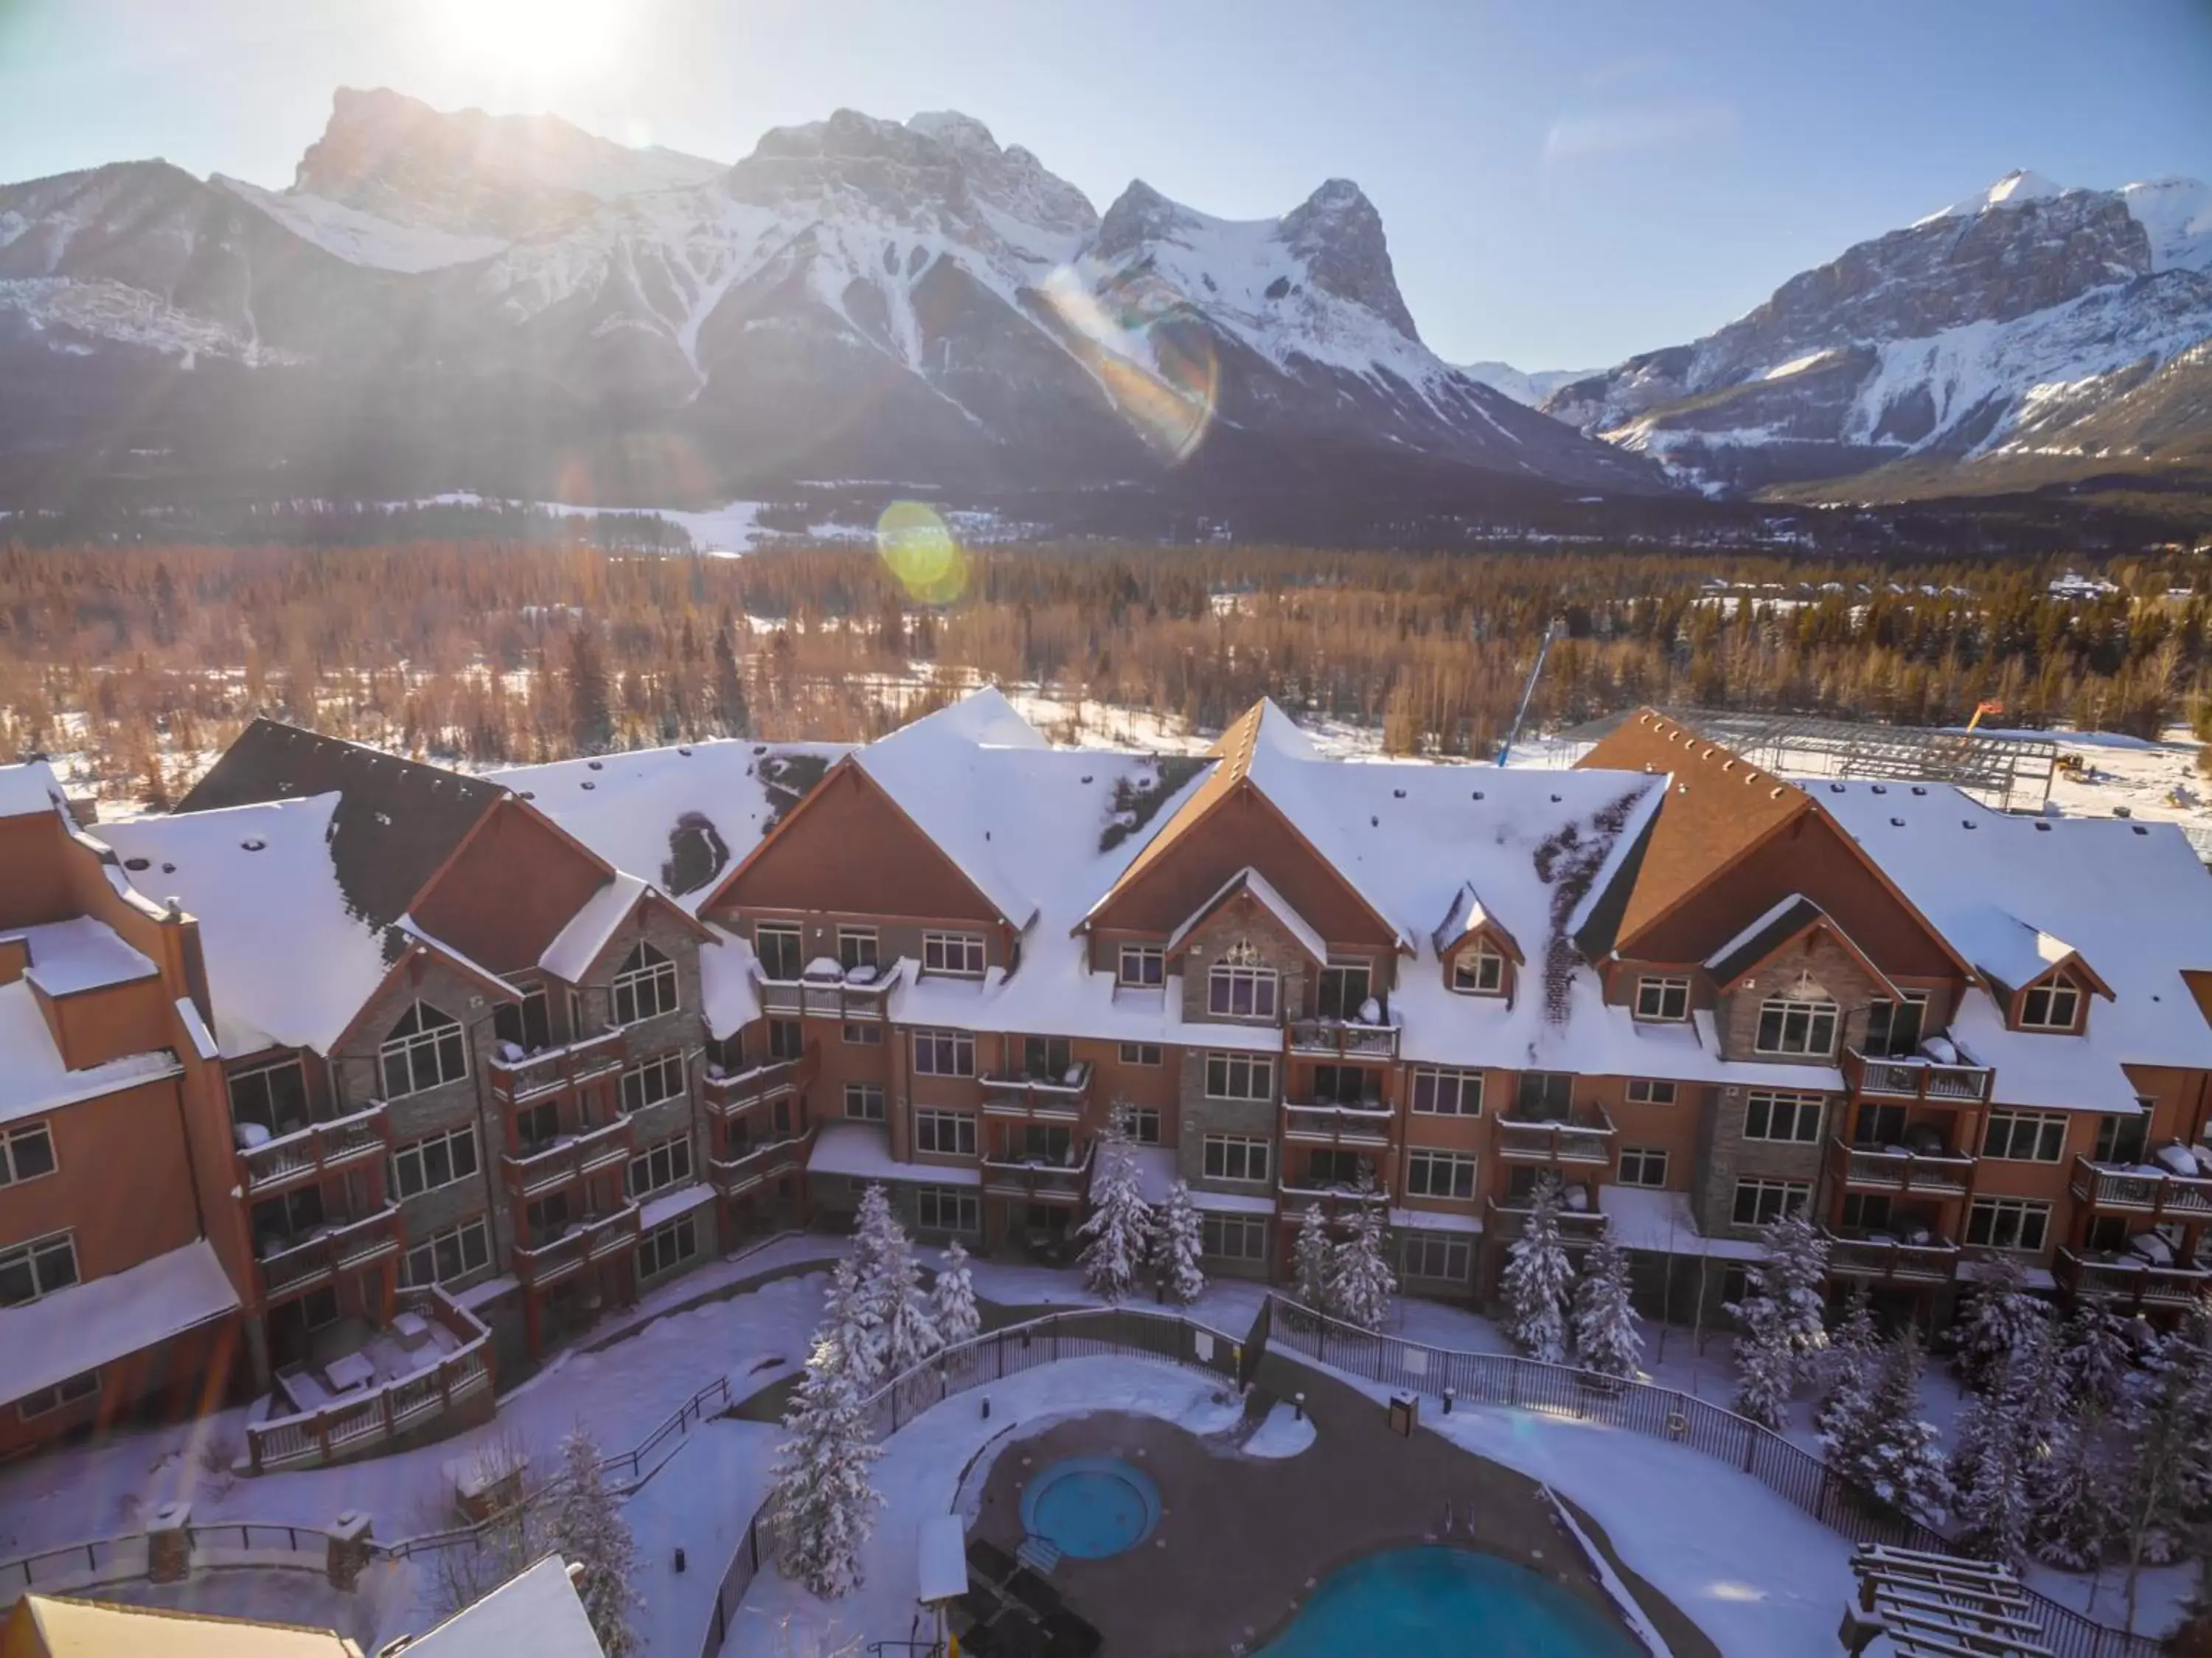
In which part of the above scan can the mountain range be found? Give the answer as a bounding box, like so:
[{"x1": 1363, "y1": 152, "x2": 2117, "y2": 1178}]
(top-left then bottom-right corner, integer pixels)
[{"x1": 1, "y1": 90, "x2": 2206, "y2": 527}]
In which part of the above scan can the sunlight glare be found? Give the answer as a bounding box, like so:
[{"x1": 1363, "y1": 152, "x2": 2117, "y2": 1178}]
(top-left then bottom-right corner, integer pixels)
[{"x1": 428, "y1": 0, "x2": 630, "y2": 90}]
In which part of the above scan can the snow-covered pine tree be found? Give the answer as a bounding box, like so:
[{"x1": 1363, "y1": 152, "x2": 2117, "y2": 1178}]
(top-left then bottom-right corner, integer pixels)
[
  {"x1": 1952, "y1": 1251, "x2": 2053, "y2": 1394},
  {"x1": 1292, "y1": 1203, "x2": 1333, "y2": 1314},
  {"x1": 1500, "y1": 1176, "x2": 1574, "y2": 1364},
  {"x1": 821, "y1": 1255, "x2": 879, "y2": 1392},
  {"x1": 1815, "y1": 1290, "x2": 1879, "y2": 1443},
  {"x1": 1834, "y1": 1330, "x2": 1950, "y2": 1526},
  {"x1": 863, "y1": 1199, "x2": 941, "y2": 1381},
  {"x1": 2029, "y1": 1398, "x2": 2121, "y2": 1570},
  {"x1": 1950, "y1": 1358, "x2": 2032, "y2": 1562},
  {"x1": 931, "y1": 1241, "x2": 982, "y2": 1347},
  {"x1": 1725, "y1": 1209, "x2": 1830, "y2": 1430},
  {"x1": 2117, "y1": 1305, "x2": 2212, "y2": 1628},
  {"x1": 1326, "y1": 1179, "x2": 1397, "y2": 1333},
  {"x1": 1151, "y1": 1179, "x2": 1206, "y2": 1306},
  {"x1": 550, "y1": 1423, "x2": 641, "y2": 1657},
  {"x1": 2059, "y1": 1298, "x2": 2139, "y2": 1413},
  {"x1": 1570, "y1": 1238, "x2": 1642, "y2": 1380},
  {"x1": 1077, "y1": 1120, "x2": 1151, "y2": 1303},
  {"x1": 768, "y1": 1322, "x2": 884, "y2": 1600}
]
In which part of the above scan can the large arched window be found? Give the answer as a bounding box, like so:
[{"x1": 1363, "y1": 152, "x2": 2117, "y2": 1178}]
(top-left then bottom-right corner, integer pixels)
[
  {"x1": 1753, "y1": 993, "x2": 1839, "y2": 1058},
  {"x1": 380, "y1": 1001, "x2": 467, "y2": 1099},
  {"x1": 612, "y1": 943, "x2": 680, "y2": 1027}
]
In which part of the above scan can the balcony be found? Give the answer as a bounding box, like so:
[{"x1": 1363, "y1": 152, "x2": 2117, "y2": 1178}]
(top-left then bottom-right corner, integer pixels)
[
  {"x1": 257, "y1": 1204, "x2": 403, "y2": 1299},
  {"x1": 1497, "y1": 1106, "x2": 1617, "y2": 1166},
  {"x1": 2056, "y1": 1246, "x2": 2212, "y2": 1311},
  {"x1": 512, "y1": 1202, "x2": 642, "y2": 1290},
  {"x1": 1279, "y1": 1169, "x2": 1389, "y2": 1207},
  {"x1": 755, "y1": 961, "x2": 900, "y2": 1021},
  {"x1": 2068, "y1": 1154, "x2": 2212, "y2": 1222},
  {"x1": 487, "y1": 1027, "x2": 627, "y2": 1106},
  {"x1": 501, "y1": 1116, "x2": 635, "y2": 1199},
  {"x1": 981, "y1": 1141, "x2": 1096, "y2": 1204},
  {"x1": 981, "y1": 1063, "x2": 1092, "y2": 1122},
  {"x1": 1825, "y1": 1232, "x2": 1961, "y2": 1285},
  {"x1": 1288, "y1": 1014, "x2": 1400, "y2": 1061},
  {"x1": 1486, "y1": 1191, "x2": 1607, "y2": 1241},
  {"x1": 1842, "y1": 1047, "x2": 1992, "y2": 1106},
  {"x1": 239, "y1": 1105, "x2": 390, "y2": 1196},
  {"x1": 708, "y1": 1126, "x2": 818, "y2": 1199},
  {"x1": 1281, "y1": 1101, "x2": 1394, "y2": 1149},
  {"x1": 702, "y1": 1047, "x2": 817, "y2": 1120},
  {"x1": 1829, "y1": 1137, "x2": 1975, "y2": 1199}
]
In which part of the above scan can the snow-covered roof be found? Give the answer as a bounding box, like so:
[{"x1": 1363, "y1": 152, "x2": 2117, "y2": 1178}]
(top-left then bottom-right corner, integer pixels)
[
  {"x1": 0, "y1": 979, "x2": 184, "y2": 1125},
  {"x1": 0, "y1": 759, "x2": 64, "y2": 821},
  {"x1": 1388, "y1": 1207, "x2": 1483, "y2": 1236},
  {"x1": 2, "y1": 917, "x2": 158, "y2": 997},
  {"x1": 1824, "y1": 782, "x2": 2212, "y2": 1112},
  {"x1": 0, "y1": 1238, "x2": 239, "y2": 1409},
  {"x1": 698, "y1": 923, "x2": 762, "y2": 1040},
  {"x1": 1164, "y1": 867, "x2": 1328, "y2": 964},
  {"x1": 97, "y1": 795, "x2": 400, "y2": 1058},
  {"x1": 487, "y1": 739, "x2": 851, "y2": 915},
  {"x1": 1599, "y1": 1185, "x2": 1766, "y2": 1260},
  {"x1": 397, "y1": 1553, "x2": 605, "y2": 1658},
  {"x1": 1127, "y1": 1145, "x2": 1180, "y2": 1207},
  {"x1": 1943, "y1": 903, "x2": 2094, "y2": 998},
  {"x1": 1184, "y1": 1186, "x2": 1278, "y2": 1216},
  {"x1": 1701, "y1": 894, "x2": 1902, "y2": 1000},
  {"x1": 811, "y1": 1121, "x2": 981, "y2": 1187},
  {"x1": 638, "y1": 1181, "x2": 717, "y2": 1232},
  {"x1": 538, "y1": 872, "x2": 647, "y2": 983},
  {"x1": 1430, "y1": 881, "x2": 1517, "y2": 960}
]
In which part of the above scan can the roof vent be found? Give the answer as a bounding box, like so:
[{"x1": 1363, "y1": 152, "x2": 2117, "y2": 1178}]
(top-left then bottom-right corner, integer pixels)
[
  {"x1": 1081, "y1": 774, "x2": 1093, "y2": 785},
  {"x1": 1550, "y1": 794, "x2": 1562, "y2": 804},
  {"x1": 1910, "y1": 785, "x2": 1927, "y2": 796},
  {"x1": 1369, "y1": 816, "x2": 1379, "y2": 828},
  {"x1": 2034, "y1": 821, "x2": 2051, "y2": 832},
  {"x1": 240, "y1": 837, "x2": 266, "y2": 852},
  {"x1": 984, "y1": 830, "x2": 992, "y2": 841},
  {"x1": 1891, "y1": 817, "x2": 1905, "y2": 828},
  {"x1": 678, "y1": 746, "x2": 693, "y2": 757},
  {"x1": 1472, "y1": 790, "x2": 1484, "y2": 800},
  {"x1": 1722, "y1": 760, "x2": 1734, "y2": 773},
  {"x1": 588, "y1": 760, "x2": 605, "y2": 771},
  {"x1": 1829, "y1": 783, "x2": 1843, "y2": 794},
  {"x1": 2132, "y1": 825, "x2": 2150, "y2": 836},
  {"x1": 1770, "y1": 788, "x2": 1785, "y2": 799},
  {"x1": 1393, "y1": 788, "x2": 1406, "y2": 799},
  {"x1": 520, "y1": 791, "x2": 535, "y2": 800},
  {"x1": 581, "y1": 781, "x2": 596, "y2": 791},
  {"x1": 753, "y1": 745, "x2": 768, "y2": 756},
  {"x1": 123, "y1": 856, "x2": 149, "y2": 871},
  {"x1": 1962, "y1": 819, "x2": 1978, "y2": 830},
  {"x1": 161, "y1": 861, "x2": 175, "y2": 874},
  {"x1": 1871, "y1": 785, "x2": 1887, "y2": 795}
]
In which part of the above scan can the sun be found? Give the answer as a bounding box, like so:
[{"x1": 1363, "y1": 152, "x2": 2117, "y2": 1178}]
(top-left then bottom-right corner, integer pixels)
[{"x1": 428, "y1": 0, "x2": 630, "y2": 90}]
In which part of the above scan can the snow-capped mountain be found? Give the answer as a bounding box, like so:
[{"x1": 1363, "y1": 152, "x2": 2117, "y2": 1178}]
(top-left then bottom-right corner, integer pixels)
[
  {"x1": 0, "y1": 90, "x2": 1664, "y2": 514},
  {"x1": 1544, "y1": 169, "x2": 2212, "y2": 499},
  {"x1": 1457, "y1": 361, "x2": 1596, "y2": 407}
]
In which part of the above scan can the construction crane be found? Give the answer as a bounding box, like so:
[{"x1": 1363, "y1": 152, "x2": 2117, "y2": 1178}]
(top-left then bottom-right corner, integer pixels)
[{"x1": 1495, "y1": 617, "x2": 1563, "y2": 769}]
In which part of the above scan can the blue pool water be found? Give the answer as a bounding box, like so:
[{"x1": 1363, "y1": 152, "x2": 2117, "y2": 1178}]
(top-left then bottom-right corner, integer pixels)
[
  {"x1": 1255, "y1": 1547, "x2": 1641, "y2": 1657},
  {"x1": 1020, "y1": 1456, "x2": 1161, "y2": 1560}
]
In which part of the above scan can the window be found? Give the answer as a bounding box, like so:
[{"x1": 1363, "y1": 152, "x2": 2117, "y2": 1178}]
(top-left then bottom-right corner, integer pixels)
[
  {"x1": 392, "y1": 1125, "x2": 479, "y2": 1200},
  {"x1": 1302, "y1": 1149, "x2": 1373, "y2": 1188},
  {"x1": 1983, "y1": 1109, "x2": 2067, "y2": 1163},
  {"x1": 1021, "y1": 1036, "x2": 1074, "y2": 1079},
  {"x1": 1317, "y1": 962, "x2": 1372, "y2": 1020},
  {"x1": 705, "y1": 1031, "x2": 745, "y2": 1073},
  {"x1": 1405, "y1": 1149, "x2": 1478, "y2": 1200},
  {"x1": 767, "y1": 1019, "x2": 804, "y2": 1061},
  {"x1": 515, "y1": 1099, "x2": 560, "y2": 1156},
  {"x1": 915, "y1": 1109, "x2": 978, "y2": 1156},
  {"x1": 1203, "y1": 1134, "x2": 1270, "y2": 1183},
  {"x1": 18, "y1": 1370, "x2": 99, "y2": 1422},
  {"x1": 0, "y1": 1232, "x2": 78, "y2": 1308},
  {"x1": 1967, "y1": 1196, "x2": 2051, "y2": 1252},
  {"x1": 0, "y1": 1123, "x2": 56, "y2": 1187},
  {"x1": 1119, "y1": 1041, "x2": 1163, "y2": 1066},
  {"x1": 611, "y1": 943, "x2": 680, "y2": 1026},
  {"x1": 252, "y1": 1186, "x2": 324, "y2": 1249},
  {"x1": 1514, "y1": 1071, "x2": 1573, "y2": 1122},
  {"x1": 1854, "y1": 1100, "x2": 1906, "y2": 1145},
  {"x1": 637, "y1": 1213, "x2": 699, "y2": 1279},
  {"x1": 1400, "y1": 1234, "x2": 1472, "y2": 1283},
  {"x1": 1635, "y1": 976, "x2": 1690, "y2": 1021},
  {"x1": 1452, "y1": 943, "x2": 1506, "y2": 996},
  {"x1": 1744, "y1": 1092, "x2": 1823, "y2": 1144},
  {"x1": 1203, "y1": 1052, "x2": 1275, "y2": 1101},
  {"x1": 1312, "y1": 1064, "x2": 1382, "y2": 1106},
  {"x1": 627, "y1": 1134, "x2": 694, "y2": 1199},
  {"x1": 228, "y1": 1058, "x2": 311, "y2": 1134},
  {"x1": 1731, "y1": 1178, "x2": 1812, "y2": 1228},
  {"x1": 913, "y1": 1029, "x2": 975, "y2": 1076},
  {"x1": 1840, "y1": 1192, "x2": 1892, "y2": 1232},
  {"x1": 525, "y1": 1191, "x2": 572, "y2": 1249},
  {"x1": 379, "y1": 1002, "x2": 467, "y2": 1099},
  {"x1": 493, "y1": 986, "x2": 552, "y2": 1054},
  {"x1": 917, "y1": 1187, "x2": 979, "y2": 1234},
  {"x1": 1754, "y1": 996, "x2": 1839, "y2": 1057},
  {"x1": 1014, "y1": 1124, "x2": 1075, "y2": 1162},
  {"x1": 923, "y1": 932, "x2": 987, "y2": 977},
  {"x1": 842, "y1": 1021, "x2": 882, "y2": 1046},
  {"x1": 836, "y1": 927, "x2": 879, "y2": 972},
  {"x1": 620, "y1": 1052, "x2": 686, "y2": 1114},
  {"x1": 2020, "y1": 977, "x2": 2082, "y2": 1031},
  {"x1": 1865, "y1": 992, "x2": 1928, "y2": 1059},
  {"x1": 1117, "y1": 945, "x2": 1164, "y2": 988},
  {"x1": 1411, "y1": 1067, "x2": 1482, "y2": 1116},
  {"x1": 755, "y1": 923, "x2": 804, "y2": 981},
  {"x1": 1128, "y1": 1107, "x2": 1162, "y2": 1145},
  {"x1": 844, "y1": 1083, "x2": 886, "y2": 1122},
  {"x1": 1200, "y1": 1214, "x2": 1267, "y2": 1260},
  {"x1": 1618, "y1": 1146, "x2": 1669, "y2": 1187},
  {"x1": 1208, "y1": 961, "x2": 1279, "y2": 1019},
  {"x1": 1625, "y1": 1078, "x2": 1677, "y2": 1107},
  {"x1": 400, "y1": 1217, "x2": 491, "y2": 1287},
  {"x1": 2096, "y1": 1111, "x2": 2151, "y2": 1166}
]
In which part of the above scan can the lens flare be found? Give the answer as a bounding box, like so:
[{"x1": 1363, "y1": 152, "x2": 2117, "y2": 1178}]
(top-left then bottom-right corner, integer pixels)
[
  {"x1": 1040, "y1": 265, "x2": 1219, "y2": 462},
  {"x1": 877, "y1": 501, "x2": 969, "y2": 605}
]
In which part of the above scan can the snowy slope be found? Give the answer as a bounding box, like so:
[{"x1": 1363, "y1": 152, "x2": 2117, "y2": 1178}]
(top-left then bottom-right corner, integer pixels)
[
  {"x1": 213, "y1": 175, "x2": 507, "y2": 274},
  {"x1": 1458, "y1": 361, "x2": 1595, "y2": 406}
]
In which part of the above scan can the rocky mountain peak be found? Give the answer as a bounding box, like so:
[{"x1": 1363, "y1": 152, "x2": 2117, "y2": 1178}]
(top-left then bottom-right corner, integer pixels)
[{"x1": 1278, "y1": 178, "x2": 1416, "y2": 341}]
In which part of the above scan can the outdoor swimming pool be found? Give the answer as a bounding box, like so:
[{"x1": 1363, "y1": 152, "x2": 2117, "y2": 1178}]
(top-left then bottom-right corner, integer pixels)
[
  {"x1": 1254, "y1": 1545, "x2": 1641, "y2": 1657},
  {"x1": 1019, "y1": 1456, "x2": 1161, "y2": 1560}
]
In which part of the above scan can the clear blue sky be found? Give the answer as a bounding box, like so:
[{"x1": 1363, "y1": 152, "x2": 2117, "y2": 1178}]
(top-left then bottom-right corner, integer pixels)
[{"x1": 4, "y1": 0, "x2": 2208, "y2": 368}]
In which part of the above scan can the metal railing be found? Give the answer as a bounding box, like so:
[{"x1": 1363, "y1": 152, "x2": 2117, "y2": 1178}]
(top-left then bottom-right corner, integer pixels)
[
  {"x1": 1824, "y1": 1234, "x2": 1962, "y2": 1284},
  {"x1": 257, "y1": 1204, "x2": 402, "y2": 1297},
  {"x1": 979, "y1": 1064, "x2": 1093, "y2": 1119},
  {"x1": 1485, "y1": 1193, "x2": 1608, "y2": 1239},
  {"x1": 512, "y1": 1202, "x2": 642, "y2": 1288},
  {"x1": 1829, "y1": 1137, "x2": 1975, "y2": 1196},
  {"x1": 238, "y1": 1105, "x2": 389, "y2": 1194},
  {"x1": 1281, "y1": 1101, "x2": 1394, "y2": 1146},
  {"x1": 708, "y1": 1127, "x2": 817, "y2": 1199},
  {"x1": 487, "y1": 1028, "x2": 628, "y2": 1105},
  {"x1": 2068, "y1": 1154, "x2": 2212, "y2": 1220},
  {"x1": 1843, "y1": 1047, "x2": 1992, "y2": 1105},
  {"x1": 1287, "y1": 1016, "x2": 1401, "y2": 1060},
  {"x1": 502, "y1": 1116, "x2": 634, "y2": 1198},
  {"x1": 1496, "y1": 1109, "x2": 1617, "y2": 1165},
  {"x1": 755, "y1": 964, "x2": 902, "y2": 1021},
  {"x1": 980, "y1": 1144, "x2": 1093, "y2": 1201},
  {"x1": 701, "y1": 1047, "x2": 815, "y2": 1118},
  {"x1": 2056, "y1": 1246, "x2": 2212, "y2": 1311}
]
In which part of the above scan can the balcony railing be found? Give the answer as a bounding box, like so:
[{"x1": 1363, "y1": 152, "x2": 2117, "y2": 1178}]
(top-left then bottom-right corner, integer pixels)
[
  {"x1": 755, "y1": 962, "x2": 901, "y2": 1021},
  {"x1": 1279, "y1": 1171, "x2": 1389, "y2": 1206},
  {"x1": 1824, "y1": 1232, "x2": 1962, "y2": 1284},
  {"x1": 1829, "y1": 1137, "x2": 1975, "y2": 1198},
  {"x1": 487, "y1": 1027, "x2": 627, "y2": 1106},
  {"x1": 238, "y1": 1105, "x2": 390, "y2": 1196},
  {"x1": 243, "y1": 1288, "x2": 493, "y2": 1474},
  {"x1": 1485, "y1": 1193, "x2": 1607, "y2": 1240},
  {"x1": 2068, "y1": 1155, "x2": 2212, "y2": 1221},
  {"x1": 1842, "y1": 1047, "x2": 1992, "y2": 1106},
  {"x1": 257, "y1": 1204, "x2": 403, "y2": 1298},
  {"x1": 512, "y1": 1202, "x2": 643, "y2": 1289},
  {"x1": 1496, "y1": 1107, "x2": 1617, "y2": 1166},
  {"x1": 981, "y1": 1142, "x2": 1096, "y2": 1204},
  {"x1": 501, "y1": 1116, "x2": 635, "y2": 1199},
  {"x1": 1287, "y1": 1016, "x2": 1400, "y2": 1061},
  {"x1": 1281, "y1": 1101, "x2": 1395, "y2": 1148},
  {"x1": 708, "y1": 1126, "x2": 818, "y2": 1199},
  {"x1": 702, "y1": 1046, "x2": 817, "y2": 1119},
  {"x1": 2056, "y1": 1246, "x2": 2212, "y2": 1310},
  {"x1": 980, "y1": 1063, "x2": 1093, "y2": 1121}
]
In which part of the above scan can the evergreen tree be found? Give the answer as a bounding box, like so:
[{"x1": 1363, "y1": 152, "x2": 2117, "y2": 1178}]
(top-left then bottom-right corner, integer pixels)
[
  {"x1": 712, "y1": 610, "x2": 751, "y2": 737},
  {"x1": 550, "y1": 1423, "x2": 641, "y2": 1656},
  {"x1": 1077, "y1": 1117, "x2": 1151, "y2": 1303},
  {"x1": 768, "y1": 1321, "x2": 883, "y2": 1600},
  {"x1": 931, "y1": 1241, "x2": 981, "y2": 1347},
  {"x1": 1726, "y1": 1210, "x2": 1830, "y2": 1430},
  {"x1": 1953, "y1": 1251, "x2": 2053, "y2": 1394},
  {"x1": 864, "y1": 1202, "x2": 942, "y2": 1380},
  {"x1": 1950, "y1": 1353, "x2": 2034, "y2": 1563},
  {"x1": 1815, "y1": 1291, "x2": 1879, "y2": 1443},
  {"x1": 1571, "y1": 1238, "x2": 1642, "y2": 1379},
  {"x1": 566, "y1": 622, "x2": 613, "y2": 755},
  {"x1": 2059, "y1": 1299, "x2": 2139, "y2": 1413},
  {"x1": 2118, "y1": 1306, "x2": 2212, "y2": 1627},
  {"x1": 1834, "y1": 1331, "x2": 1950, "y2": 1525},
  {"x1": 821, "y1": 1255, "x2": 879, "y2": 1392},
  {"x1": 2029, "y1": 1398, "x2": 2121, "y2": 1571},
  {"x1": 1292, "y1": 1204, "x2": 1333, "y2": 1314},
  {"x1": 1501, "y1": 1179, "x2": 1574, "y2": 1363},
  {"x1": 1151, "y1": 1179, "x2": 1206, "y2": 1306},
  {"x1": 1326, "y1": 1183, "x2": 1397, "y2": 1333}
]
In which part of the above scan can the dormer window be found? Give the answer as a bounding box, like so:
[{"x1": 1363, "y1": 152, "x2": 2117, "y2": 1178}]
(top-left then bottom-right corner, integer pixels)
[
  {"x1": 2020, "y1": 975, "x2": 2081, "y2": 1032},
  {"x1": 1634, "y1": 976, "x2": 1690, "y2": 1022},
  {"x1": 1117, "y1": 945, "x2": 1164, "y2": 988},
  {"x1": 1452, "y1": 942, "x2": 1506, "y2": 996},
  {"x1": 1754, "y1": 995, "x2": 1838, "y2": 1058},
  {"x1": 1208, "y1": 950, "x2": 1278, "y2": 1019}
]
